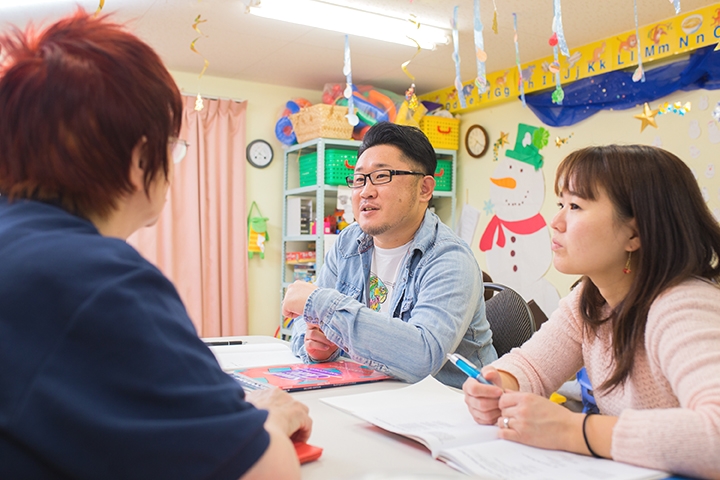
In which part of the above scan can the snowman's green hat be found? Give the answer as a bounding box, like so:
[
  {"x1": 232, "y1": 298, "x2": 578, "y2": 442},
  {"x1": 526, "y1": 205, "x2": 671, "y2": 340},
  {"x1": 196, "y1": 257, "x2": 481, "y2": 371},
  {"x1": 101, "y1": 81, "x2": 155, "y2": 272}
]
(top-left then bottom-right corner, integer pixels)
[{"x1": 506, "y1": 123, "x2": 549, "y2": 170}]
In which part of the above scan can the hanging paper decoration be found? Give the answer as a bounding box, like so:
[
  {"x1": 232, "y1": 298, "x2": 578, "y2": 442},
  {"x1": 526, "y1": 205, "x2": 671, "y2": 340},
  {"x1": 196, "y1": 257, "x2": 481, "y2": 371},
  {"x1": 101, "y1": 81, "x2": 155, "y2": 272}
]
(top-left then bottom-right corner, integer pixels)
[
  {"x1": 656, "y1": 101, "x2": 691, "y2": 116},
  {"x1": 491, "y1": 0, "x2": 499, "y2": 34},
  {"x1": 551, "y1": 0, "x2": 570, "y2": 58},
  {"x1": 247, "y1": 201, "x2": 269, "y2": 259},
  {"x1": 190, "y1": 14, "x2": 210, "y2": 112},
  {"x1": 452, "y1": 6, "x2": 466, "y2": 109},
  {"x1": 632, "y1": 0, "x2": 645, "y2": 82},
  {"x1": 551, "y1": 46, "x2": 564, "y2": 104},
  {"x1": 405, "y1": 84, "x2": 419, "y2": 112},
  {"x1": 512, "y1": 13, "x2": 525, "y2": 107},
  {"x1": 555, "y1": 133, "x2": 574, "y2": 147},
  {"x1": 492, "y1": 131, "x2": 510, "y2": 162},
  {"x1": 94, "y1": 0, "x2": 105, "y2": 17},
  {"x1": 194, "y1": 93, "x2": 204, "y2": 112},
  {"x1": 400, "y1": 15, "x2": 422, "y2": 117},
  {"x1": 669, "y1": 0, "x2": 681, "y2": 14},
  {"x1": 550, "y1": 1, "x2": 564, "y2": 104},
  {"x1": 190, "y1": 15, "x2": 210, "y2": 80},
  {"x1": 473, "y1": 0, "x2": 487, "y2": 95},
  {"x1": 634, "y1": 102, "x2": 659, "y2": 132},
  {"x1": 343, "y1": 35, "x2": 359, "y2": 127}
]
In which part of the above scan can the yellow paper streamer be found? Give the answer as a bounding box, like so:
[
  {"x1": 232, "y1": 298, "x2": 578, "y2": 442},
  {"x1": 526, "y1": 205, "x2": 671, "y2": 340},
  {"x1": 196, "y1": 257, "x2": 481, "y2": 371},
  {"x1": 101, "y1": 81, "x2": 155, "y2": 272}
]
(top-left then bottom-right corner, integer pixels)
[
  {"x1": 192, "y1": 14, "x2": 207, "y2": 35},
  {"x1": 94, "y1": 0, "x2": 105, "y2": 17},
  {"x1": 401, "y1": 45, "x2": 420, "y2": 82},
  {"x1": 402, "y1": 16, "x2": 422, "y2": 82},
  {"x1": 491, "y1": 0, "x2": 498, "y2": 34},
  {"x1": 190, "y1": 14, "x2": 210, "y2": 79}
]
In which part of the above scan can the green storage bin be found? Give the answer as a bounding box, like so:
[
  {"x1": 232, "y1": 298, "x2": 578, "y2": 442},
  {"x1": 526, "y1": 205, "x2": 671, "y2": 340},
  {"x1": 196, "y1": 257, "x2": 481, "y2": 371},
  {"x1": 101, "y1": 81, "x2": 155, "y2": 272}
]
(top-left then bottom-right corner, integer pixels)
[
  {"x1": 299, "y1": 149, "x2": 357, "y2": 187},
  {"x1": 434, "y1": 159, "x2": 453, "y2": 191}
]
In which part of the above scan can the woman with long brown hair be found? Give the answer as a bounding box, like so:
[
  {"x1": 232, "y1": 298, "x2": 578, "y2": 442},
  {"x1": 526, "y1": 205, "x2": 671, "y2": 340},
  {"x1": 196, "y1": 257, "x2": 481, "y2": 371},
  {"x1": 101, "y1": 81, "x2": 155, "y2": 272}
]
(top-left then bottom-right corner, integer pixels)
[{"x1": 464, "y1": 144, "x2": 720, "y2": 479}]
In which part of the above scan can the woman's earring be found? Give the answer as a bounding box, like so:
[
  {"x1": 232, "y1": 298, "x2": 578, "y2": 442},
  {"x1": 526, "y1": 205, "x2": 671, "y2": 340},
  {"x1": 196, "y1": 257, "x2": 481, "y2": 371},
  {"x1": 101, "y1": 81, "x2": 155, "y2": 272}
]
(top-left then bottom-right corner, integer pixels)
[{"x1": 623, "y1": 251, "x2": 632, "y2": 274}]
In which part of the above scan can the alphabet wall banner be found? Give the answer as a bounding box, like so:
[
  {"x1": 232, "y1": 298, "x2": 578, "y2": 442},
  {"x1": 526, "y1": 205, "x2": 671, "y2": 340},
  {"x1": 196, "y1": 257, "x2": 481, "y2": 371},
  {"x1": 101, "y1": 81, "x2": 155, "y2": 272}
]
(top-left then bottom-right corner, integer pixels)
[{"x1": 422, "y1": 4, "x2": 720, "y2": 113}]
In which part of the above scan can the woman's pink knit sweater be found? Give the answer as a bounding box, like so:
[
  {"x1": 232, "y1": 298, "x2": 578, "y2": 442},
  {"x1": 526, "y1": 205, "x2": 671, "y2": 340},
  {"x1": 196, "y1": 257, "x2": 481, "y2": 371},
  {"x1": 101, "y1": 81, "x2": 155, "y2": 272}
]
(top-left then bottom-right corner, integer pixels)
[{"x1": 493, "y1": 277, "x2": 720, "y2": 479}]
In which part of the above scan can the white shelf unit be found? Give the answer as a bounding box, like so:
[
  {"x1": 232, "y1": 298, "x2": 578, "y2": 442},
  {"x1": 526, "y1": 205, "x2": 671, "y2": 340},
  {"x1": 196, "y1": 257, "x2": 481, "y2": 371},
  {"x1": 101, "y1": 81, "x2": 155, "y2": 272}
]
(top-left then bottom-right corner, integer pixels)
[{"x1": 279, "y1": 137, "x2": 457, "y2": 339}]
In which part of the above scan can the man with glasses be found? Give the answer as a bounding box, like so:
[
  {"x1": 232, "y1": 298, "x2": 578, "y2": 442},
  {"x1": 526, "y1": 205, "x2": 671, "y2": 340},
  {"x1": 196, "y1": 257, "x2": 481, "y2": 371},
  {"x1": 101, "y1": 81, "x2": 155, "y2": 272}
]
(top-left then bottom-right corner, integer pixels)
[{"x1": 282, "y1": 122, "x2": 497, "y2": 388}]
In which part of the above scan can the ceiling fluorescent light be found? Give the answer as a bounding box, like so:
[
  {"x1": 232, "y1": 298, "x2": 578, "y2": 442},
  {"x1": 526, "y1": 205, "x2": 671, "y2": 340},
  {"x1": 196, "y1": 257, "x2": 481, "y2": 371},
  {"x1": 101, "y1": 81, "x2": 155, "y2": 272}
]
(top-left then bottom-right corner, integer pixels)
[
  {"x1": 247, "y1": 0, "x2": 450, "y2": 50},
  {"x1": 0, "y1": 0, "x2": 76, "y2": 8}
]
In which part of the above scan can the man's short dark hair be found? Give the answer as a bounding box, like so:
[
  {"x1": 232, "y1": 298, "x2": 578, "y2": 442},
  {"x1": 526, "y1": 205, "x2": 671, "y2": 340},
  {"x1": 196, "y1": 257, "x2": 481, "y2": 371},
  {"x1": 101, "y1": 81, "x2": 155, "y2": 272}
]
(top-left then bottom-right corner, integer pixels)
[{"x1": 357, "y1": 122, "x2": 437, "y2": 175}]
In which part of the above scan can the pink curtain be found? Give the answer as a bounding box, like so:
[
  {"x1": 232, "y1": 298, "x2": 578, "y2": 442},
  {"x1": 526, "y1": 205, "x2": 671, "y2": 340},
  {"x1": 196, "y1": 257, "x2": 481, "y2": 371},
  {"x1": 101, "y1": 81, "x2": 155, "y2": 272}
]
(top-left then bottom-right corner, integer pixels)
[{"x1": 128, "y1": 96, "x2": 248, "y2": 337}]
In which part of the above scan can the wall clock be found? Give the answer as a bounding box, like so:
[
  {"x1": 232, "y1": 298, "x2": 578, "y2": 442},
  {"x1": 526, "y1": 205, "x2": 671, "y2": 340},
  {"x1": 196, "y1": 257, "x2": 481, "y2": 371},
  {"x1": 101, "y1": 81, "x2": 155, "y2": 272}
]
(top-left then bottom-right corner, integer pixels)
[
  {"x1": 246, "y1": 139, "x2": 274, "y2": 168},
  {"x1": 465, "y1": 124, "x2": 489, "y2": 158}
]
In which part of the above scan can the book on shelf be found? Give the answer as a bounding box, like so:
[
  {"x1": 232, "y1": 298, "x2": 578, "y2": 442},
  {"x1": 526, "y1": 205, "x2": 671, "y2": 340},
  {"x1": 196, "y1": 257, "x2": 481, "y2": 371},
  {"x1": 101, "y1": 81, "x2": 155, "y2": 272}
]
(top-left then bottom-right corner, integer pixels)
[
  {"x1": 321, "y1": 376, "x2": 668, "y2": 480},
  {"x1": 231, "y1": 360, "x2": 392, "y2": 392}
]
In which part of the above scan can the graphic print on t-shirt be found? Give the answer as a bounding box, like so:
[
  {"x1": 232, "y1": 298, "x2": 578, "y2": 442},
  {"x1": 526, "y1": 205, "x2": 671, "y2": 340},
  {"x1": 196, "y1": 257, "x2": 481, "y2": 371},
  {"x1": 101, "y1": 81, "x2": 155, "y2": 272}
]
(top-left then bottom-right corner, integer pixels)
[{"x1": 368, "y1": 273, "x2": 388, "y2": 311}]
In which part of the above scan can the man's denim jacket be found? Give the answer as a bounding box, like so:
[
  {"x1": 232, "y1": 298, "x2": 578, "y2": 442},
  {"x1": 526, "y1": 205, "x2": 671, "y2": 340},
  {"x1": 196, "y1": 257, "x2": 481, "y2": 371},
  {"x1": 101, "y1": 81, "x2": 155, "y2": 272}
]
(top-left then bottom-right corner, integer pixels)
[{"x1": 291, "y1": 210, "x2": 497, "y2": 388}]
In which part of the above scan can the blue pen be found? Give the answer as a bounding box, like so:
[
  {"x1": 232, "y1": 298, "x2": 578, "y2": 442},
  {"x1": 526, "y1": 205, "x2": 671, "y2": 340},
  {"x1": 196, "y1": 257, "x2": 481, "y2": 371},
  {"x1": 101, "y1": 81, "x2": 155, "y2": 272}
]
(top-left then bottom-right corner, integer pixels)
[{"x1": 446, "y1": 353, "x2": 493, "y2": 385}]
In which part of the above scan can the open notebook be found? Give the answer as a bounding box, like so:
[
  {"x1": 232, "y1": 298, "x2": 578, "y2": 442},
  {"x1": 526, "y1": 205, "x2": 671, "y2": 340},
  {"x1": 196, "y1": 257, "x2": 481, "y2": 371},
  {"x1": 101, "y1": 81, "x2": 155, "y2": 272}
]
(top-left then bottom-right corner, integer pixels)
[
  {"x1": 321, "y1": 376, "x2": 668, "y2": 480},
  {"x1": 207, "y1": 342, "x2": 303, "y2": 371}
]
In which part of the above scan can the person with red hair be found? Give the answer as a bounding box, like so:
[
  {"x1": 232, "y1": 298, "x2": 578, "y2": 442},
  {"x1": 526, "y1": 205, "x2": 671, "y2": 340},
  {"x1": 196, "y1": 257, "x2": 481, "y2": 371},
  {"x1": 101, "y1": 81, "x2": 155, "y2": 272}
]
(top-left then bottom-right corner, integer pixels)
[{"x1": 0, "y1": 10, "x2": 311, "y2": 479}]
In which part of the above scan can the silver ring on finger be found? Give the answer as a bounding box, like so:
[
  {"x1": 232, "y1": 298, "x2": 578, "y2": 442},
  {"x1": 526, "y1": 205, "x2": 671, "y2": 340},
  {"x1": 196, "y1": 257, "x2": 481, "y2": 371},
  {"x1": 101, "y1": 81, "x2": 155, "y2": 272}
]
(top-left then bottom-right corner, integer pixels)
[{"x1": 503, "y1": 417, "x2": 510, "y2": 429}]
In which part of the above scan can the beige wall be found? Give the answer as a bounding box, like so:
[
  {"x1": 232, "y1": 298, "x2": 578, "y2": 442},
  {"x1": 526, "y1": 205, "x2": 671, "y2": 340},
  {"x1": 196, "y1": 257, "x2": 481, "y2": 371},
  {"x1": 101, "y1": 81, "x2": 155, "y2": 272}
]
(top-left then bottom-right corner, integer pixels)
[{"x1": 170, "y1": 69, "x2": 720, "y2": 333}]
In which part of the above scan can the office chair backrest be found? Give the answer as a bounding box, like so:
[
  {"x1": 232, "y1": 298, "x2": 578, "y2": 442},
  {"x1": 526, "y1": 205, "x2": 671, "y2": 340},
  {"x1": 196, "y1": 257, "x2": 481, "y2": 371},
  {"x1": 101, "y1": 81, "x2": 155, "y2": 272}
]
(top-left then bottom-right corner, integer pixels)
[{"x1": 484, "y1": 283, "x2": 536, "y2": 357}]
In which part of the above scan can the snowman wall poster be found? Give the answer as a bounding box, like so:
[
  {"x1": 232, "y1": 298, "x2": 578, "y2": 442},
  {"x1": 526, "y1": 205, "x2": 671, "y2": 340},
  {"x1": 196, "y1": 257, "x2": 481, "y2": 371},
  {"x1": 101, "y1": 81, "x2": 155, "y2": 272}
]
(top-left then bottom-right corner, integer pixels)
[{"x1": 479, "y1": 123, "x2": 560, "y2": 317}]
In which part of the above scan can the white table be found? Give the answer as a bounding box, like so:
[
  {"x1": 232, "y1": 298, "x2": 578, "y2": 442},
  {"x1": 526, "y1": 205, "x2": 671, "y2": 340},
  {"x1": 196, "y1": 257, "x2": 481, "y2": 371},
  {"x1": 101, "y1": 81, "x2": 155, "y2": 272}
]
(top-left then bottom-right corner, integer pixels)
[
  {"x1": 203, "y1": 336, "x2": 465, "y2": 479},
  {"x1": 294, "y1": 382, "x2": 466, "y2": 480}
]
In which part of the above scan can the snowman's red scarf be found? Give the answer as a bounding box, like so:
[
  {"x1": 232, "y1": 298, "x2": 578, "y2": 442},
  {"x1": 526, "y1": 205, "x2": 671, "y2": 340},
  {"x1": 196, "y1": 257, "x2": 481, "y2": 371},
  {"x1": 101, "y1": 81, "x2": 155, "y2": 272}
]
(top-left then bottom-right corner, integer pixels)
[{"x1": 479, "y1": 213, "x2": 546, "y2": 252}]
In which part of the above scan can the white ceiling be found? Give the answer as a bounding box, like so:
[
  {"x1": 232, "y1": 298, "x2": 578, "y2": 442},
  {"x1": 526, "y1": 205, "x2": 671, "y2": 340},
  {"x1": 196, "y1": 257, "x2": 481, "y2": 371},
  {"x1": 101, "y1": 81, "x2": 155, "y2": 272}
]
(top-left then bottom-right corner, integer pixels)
[{"x1": 1, "y1": 0, "x2": 717, "y2": 95}]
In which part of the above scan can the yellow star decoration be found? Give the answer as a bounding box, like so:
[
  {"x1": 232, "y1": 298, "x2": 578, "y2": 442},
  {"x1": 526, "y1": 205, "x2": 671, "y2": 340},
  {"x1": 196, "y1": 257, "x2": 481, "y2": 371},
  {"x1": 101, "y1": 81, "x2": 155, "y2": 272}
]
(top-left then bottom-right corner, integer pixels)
[
  {"x1": 499, "y1": 131, "x2": 510, "y2": 147},
  {"x1": 634, "y1": 102, "x2": 659, "y2": 132}
]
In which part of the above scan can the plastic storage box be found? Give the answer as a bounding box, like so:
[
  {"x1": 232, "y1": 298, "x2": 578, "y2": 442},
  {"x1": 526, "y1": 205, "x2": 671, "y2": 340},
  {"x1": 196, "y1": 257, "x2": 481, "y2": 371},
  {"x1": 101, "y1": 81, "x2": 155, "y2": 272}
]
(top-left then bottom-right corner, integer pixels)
[
  {"x1": 434, "y1": 159, "x2": 453, "y2": 191},
  {"x1": 299, "y1": 149, "x2": 357, "y2": 187},
  {"x1": 419, "y1": 116, "x2": 460, "y2": 150}
]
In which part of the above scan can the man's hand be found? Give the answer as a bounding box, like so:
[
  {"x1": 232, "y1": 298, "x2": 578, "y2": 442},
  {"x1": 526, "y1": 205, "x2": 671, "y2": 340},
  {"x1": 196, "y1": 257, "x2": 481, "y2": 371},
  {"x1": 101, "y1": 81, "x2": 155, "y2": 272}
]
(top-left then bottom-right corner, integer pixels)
[
  {"x1": 281, "y1": 280, "x2": 318, "y2": 318},
  {"x1": 304, "y1": 324, "x2": 339, "y2": 361}
]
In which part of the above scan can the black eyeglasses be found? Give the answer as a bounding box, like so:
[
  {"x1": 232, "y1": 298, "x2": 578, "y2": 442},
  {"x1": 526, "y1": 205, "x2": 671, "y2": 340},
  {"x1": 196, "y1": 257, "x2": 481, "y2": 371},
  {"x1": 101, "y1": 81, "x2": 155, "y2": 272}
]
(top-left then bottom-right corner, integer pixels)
[{"x1": 346, "y1": 169, "x2": 426, "y2": 188}]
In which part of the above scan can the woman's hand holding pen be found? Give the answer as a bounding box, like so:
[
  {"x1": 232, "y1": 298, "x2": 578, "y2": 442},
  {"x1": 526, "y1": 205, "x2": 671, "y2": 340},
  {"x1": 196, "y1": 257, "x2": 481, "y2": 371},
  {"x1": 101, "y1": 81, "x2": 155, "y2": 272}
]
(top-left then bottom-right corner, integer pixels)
[
  {"x1": 462, "y1": 366, "x2": 506, "y2": 425},
  {"x1": 464, "y1": 366, "x2": 585, "y2": 453}
]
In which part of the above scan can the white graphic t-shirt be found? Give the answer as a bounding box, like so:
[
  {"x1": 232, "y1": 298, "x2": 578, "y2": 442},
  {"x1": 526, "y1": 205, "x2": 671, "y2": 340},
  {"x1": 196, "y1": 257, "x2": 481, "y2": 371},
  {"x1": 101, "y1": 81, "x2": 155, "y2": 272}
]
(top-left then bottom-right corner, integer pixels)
[{"x1": 369, "y1": 241, "x2": 412, "y2": 314}]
